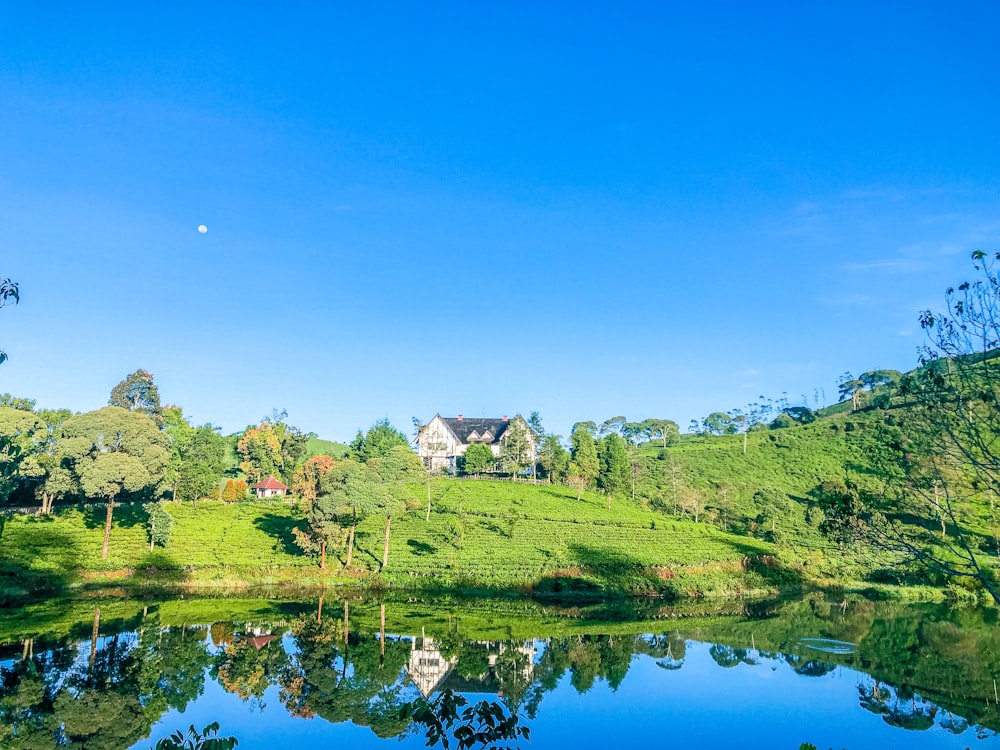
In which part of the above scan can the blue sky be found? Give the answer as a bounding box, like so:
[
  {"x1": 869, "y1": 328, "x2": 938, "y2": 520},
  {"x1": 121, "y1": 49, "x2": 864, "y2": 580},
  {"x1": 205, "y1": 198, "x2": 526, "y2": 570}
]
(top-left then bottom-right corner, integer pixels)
[{"x1": 2, "y1": 2, "x2": 1000, "y2": 440}]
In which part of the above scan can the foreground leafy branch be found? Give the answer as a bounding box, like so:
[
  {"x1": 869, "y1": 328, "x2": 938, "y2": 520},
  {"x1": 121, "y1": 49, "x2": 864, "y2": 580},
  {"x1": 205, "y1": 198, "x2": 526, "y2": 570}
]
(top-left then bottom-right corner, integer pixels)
[
  {"x1": 401, "y1": 689, "x2": 530, "y2": 750},
  {"x1": 153, "y1": 722, "x2": 238, "y2": 750}
]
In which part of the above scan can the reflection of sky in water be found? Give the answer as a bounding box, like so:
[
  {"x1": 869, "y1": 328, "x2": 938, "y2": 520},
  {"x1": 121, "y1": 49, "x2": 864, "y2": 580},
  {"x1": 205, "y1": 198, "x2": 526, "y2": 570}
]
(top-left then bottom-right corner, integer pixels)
[
  {"x1": 130, "y1": 638, "x2": 994, "y2": 750},
  {"x1": 534, "y1": 642, "x2": 980, "y2": 750}
]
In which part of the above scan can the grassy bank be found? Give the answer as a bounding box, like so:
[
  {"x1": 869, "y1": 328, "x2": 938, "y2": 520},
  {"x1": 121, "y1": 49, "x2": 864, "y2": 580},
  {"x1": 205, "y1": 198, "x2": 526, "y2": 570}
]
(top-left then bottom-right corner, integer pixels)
[{"x1": 0, "y1": 480, "x2": 816, "y2": 600}]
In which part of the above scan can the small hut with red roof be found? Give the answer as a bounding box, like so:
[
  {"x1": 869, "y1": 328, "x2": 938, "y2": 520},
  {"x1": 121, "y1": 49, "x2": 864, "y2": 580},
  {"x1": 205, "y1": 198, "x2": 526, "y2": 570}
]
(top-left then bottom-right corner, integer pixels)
[{"x1": 252, "y1": 476, "x2": 289, "y2": 499}]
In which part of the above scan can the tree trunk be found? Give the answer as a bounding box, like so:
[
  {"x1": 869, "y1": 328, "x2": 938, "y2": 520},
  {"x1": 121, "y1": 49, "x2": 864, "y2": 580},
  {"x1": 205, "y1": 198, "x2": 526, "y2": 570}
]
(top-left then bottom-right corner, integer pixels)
[
  {"x1": 346, "y1": 524, "x2": 355, "y2": 567},
  {"x1": 89, "y1": 607, "x2": 101, "y2": 674},
  {"x1": 343, "y1": 600, "x2": 350, "y2": 644},
  {"x1": 934, "y1": 485, "x2": 946, "y2": 537},
  {"x1": 743, "y1": 430, "x2": 747, "y2": 454},
  {"x1": 426, "y1": 475, "x2": 431, "y2": 522},
  {"x1": 317, "y1": 595, "x2": 323, "y2": 624},
  {"x1": 320, "y1": 539, "x2": 327, "y2": 570},
  {"x1": 380, "y1": 602, "x2": 386, "y2": 667},
  {"x1": 382, "y1": 515, "x2": 392, "y2": 569},
  {"x1": 101, "y1": 498, "x2": 115, "y2": 560}
]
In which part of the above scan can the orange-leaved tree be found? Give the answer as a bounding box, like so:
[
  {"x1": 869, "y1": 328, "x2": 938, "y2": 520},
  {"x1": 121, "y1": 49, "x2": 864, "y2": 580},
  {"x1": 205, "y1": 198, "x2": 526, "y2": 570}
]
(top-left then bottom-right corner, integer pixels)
[
  {"x1": 237, "y1": 424, "x2": 282, "y2": 484},
  {"x1": 292, "y1": 455, "x2": 336, "y2": 509},
  {"x1": 221, "y1": 479, "x2": 249, "y2": 502}
]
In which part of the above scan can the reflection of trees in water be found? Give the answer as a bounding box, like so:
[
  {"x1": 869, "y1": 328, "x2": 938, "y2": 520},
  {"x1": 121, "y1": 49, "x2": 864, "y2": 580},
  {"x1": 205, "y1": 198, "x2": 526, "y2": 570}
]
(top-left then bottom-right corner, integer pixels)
[
  {"x1": 5, "y1": 596, "x2": 1000, "y2": 746},
  {"x1": 535, "y1": 635, "x2": 639, "y2": 694},
  {"x1": 858, "y1": 679, "x2": 938, "y2": 732},
  {"x1": 214, "y1": 635, "x2": 288, "y2": 707},
  {"x1": 277, "y1": 615, "x2": 413, "y2": 738},
  {"x1": 0, "y1": 611, "x2": 212, "y2": 749},
  {"x1": 708, "y1": 644, "x2": 757, "y2": 669},
  {"x1": 783, "y1": 654, "x2": 836, "y2": 677}
]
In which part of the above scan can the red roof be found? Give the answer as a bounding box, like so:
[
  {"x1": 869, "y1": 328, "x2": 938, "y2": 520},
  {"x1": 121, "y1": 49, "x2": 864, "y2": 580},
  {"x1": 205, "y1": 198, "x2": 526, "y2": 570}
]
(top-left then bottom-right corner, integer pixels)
[{"x1": 253, "y1": 476, "x2": 288, "y2": 490}]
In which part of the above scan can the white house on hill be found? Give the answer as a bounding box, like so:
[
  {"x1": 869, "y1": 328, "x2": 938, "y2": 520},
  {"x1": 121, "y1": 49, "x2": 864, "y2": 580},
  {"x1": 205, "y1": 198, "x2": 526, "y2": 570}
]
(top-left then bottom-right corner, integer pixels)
[{"x1": 416, "y1": 414, "x2": 536, "y2": 472}]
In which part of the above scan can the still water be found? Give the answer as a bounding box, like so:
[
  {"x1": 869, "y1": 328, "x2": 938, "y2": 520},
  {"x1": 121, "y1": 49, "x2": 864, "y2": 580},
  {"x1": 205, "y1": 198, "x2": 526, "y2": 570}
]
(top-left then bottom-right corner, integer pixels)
[{"x1": 1, "y1": 594, "x2": 997, "y2": 749}]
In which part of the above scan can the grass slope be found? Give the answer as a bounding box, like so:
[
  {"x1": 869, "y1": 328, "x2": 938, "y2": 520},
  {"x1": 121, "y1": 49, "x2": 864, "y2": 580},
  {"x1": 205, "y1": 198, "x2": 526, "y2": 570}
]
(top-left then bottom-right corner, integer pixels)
[
  {"x1": 0, "y1": 482, "x2": 786, "y2": 599},
  {"x1": 305, "y1": 437, "x2": 352, "y2": 459}
]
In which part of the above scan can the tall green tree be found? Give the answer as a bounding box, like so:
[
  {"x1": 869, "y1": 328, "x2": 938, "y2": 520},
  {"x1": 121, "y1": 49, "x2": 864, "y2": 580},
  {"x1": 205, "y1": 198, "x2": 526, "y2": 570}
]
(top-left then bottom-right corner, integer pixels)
[
  {"x1": 621, "y1": 421, "x2": 650, "y2": 445},
  {"x1": 462, "y1": 442, "x2": 495, "y2": 476},
  {"x1": 837, "y1": 372, "x2": 864, "y2": 412},
  {"x1": 702, "y1": 412, "x2": 738, "y2": 435},
  {"x1": 528, "y1": 411, "x2": 545, "y2": 439},
  {"x1": 570, "y1": 423, "x2": 599, "y2": 490},
  {"x1": 175, "y1": 426, "x2": 227, "y2": 502},
  {"x1": 162, "y1": 406, "x2": 193, "y2": 495},
  {"x1": 499, "y1": 417, "x2": 532, "y2": 477},
  {"x1": 845, "y1": 251, "x2": 1000, "y2": 603},
  {"x1": 143, "y1": 501, "x2": 174, "y2": 550},
  {"x1": 309, "y1": 461, "x2": 392, "y2": 569},
  {"x1": 0, "y1": 406, "x2": 45, "y2": 502},
  {"x1": 598, "y1": 416, "x2": 626, "y2": 437},
  {"x1": 0, "y1": 393, "x2": 35, "y2": 411},
  {"x1": 355, "y1": 419, "x2": 410, "y2": 462},
  {"x1": 21, "y1": 406, "x2": 77, "y2": 513},
  {"x1": 753, "y1": 487, "x2": 790, "y2": 535},
  {"x1": 109, "y1": 369, "x2": 164, "y2": 426},
  {"x1": 643, "y1": 418, "x2": 679, "y2": 448},
  {"x1": 369, "y1": 444, "x2": 424, "y2": 482},
  {"x1": 60, "y1": 407, "x2": 170, "y2": 559},
  {"x1": 597, "y1": 433, "x2": 630, "y2": 502},
  {"x1": 537, "y1": 435, "x2": 569, "y2": 483},
  {"x1": 261, "y1": 409, "x2": 309, "y2": 476}
]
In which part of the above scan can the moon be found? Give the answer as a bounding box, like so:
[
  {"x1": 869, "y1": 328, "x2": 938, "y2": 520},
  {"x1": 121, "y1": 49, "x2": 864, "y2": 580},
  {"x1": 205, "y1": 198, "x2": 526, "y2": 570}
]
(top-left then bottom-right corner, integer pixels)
[{"x1": 197, "y1": 225, "x2": 208, "y2": 234}]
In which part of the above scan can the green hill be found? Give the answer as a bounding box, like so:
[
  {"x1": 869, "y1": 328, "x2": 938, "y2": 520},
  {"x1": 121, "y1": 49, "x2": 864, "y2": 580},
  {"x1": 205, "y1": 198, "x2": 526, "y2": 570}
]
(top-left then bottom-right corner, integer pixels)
[
  {"x1": 0, "y1": 390, "x2": 991, "y2": 604},
  {"x1": 305, "y1": 436, "x2": 352, "y2": 459}
]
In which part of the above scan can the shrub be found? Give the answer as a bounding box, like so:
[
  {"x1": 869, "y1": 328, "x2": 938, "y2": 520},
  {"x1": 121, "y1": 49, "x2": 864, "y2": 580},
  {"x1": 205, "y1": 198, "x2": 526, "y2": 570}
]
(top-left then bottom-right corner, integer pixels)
[
  {"x1": 221, "y1": 479, "x2": 249, "y2": 502},
  {"x1": 143, "y1": 502, "x2": 174, "y2": 548},
  {"x1": 769, "y1": 414, "x2": 795, "y2": 430}
]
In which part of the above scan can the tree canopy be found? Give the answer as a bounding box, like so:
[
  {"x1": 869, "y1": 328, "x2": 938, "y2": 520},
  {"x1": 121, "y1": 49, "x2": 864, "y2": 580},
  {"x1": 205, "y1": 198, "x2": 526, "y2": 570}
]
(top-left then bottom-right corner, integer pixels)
[
  {"x1": 354, "y1": 419, "x2": 410, "y2": 462},
  {"x1": 462, "y1": 442, "x2": 495, "y2": 476},
  {"x1": 59, "y1": 406, "x2": 170, "y2": 558},
  {"x1": 109, "y1": 369, "x2": 164, "y2": 425}
]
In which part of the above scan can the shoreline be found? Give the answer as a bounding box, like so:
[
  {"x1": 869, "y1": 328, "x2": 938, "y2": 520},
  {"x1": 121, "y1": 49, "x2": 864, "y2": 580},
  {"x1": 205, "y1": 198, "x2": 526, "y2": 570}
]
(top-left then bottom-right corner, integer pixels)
[{"x1": 0, "y1": 566, "x2": 958, "y2": 608}]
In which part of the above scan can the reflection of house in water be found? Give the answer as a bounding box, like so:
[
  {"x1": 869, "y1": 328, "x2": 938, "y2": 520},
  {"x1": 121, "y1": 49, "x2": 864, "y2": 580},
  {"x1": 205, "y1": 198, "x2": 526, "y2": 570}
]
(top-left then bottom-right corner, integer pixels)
[
  {"x1": 406, "y1": 636, "x2": 537, "y2": 697},
  {"x1": 408, "y1": 637, "x2": 459, "y2": 697},
  {"x1": 239, "y1": 625, "x2": 276, "y2": 650}
]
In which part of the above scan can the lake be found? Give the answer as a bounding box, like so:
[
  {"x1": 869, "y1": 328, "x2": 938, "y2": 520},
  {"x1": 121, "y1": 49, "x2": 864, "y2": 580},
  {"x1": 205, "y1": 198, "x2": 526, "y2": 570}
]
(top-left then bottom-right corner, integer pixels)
[{"x1": 0, "y1": 593, "x2": 997, "y2": 749}]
